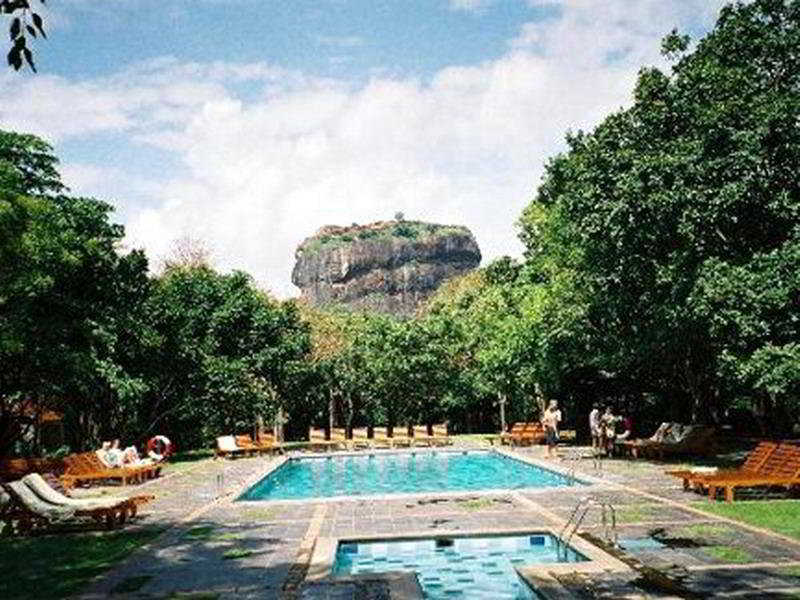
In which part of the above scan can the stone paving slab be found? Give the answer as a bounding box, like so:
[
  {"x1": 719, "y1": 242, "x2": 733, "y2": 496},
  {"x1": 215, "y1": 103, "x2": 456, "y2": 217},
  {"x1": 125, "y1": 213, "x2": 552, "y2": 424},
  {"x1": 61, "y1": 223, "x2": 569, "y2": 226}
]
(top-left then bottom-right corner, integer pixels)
[{"x1": 72, "y1": 444, "x2": 800, "y2": 600}]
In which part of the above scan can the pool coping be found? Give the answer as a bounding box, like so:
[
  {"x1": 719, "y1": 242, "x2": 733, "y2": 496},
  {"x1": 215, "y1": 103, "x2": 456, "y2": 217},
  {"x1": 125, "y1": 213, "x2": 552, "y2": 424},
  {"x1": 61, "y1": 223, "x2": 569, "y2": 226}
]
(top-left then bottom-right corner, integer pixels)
[
  {"x1": 307, "y1": 526, "x2": 631, "y2": 598},
  {"x1": 232, "y1": 447, "x2": 606, "y2": 504}
]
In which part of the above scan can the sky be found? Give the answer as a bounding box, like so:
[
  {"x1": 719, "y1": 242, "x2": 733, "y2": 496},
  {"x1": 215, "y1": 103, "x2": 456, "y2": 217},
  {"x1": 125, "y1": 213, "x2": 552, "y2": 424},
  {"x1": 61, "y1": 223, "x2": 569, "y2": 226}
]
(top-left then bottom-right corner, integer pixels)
[{"x1": 0, "y1": 0, "x2": 730, "y2": 297}]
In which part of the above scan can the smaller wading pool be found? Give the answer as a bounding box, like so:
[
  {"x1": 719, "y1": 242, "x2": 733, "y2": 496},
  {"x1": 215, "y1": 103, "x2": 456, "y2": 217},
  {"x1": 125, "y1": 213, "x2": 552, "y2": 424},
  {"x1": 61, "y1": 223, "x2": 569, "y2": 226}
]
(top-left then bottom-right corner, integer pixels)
[
  {"x1": 333, "y1": 532, "x2": 587, "y2": 600},
  {"x1": 239, "y1": 450, "x2": 581, "y2": 501}
]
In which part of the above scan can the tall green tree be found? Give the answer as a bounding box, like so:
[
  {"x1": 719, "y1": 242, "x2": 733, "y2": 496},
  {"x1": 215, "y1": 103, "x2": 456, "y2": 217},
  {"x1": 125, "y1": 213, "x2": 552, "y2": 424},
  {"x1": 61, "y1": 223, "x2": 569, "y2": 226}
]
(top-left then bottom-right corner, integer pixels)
[{"x1": 519, "y1": 0, "x2": 800, "y2": 426}]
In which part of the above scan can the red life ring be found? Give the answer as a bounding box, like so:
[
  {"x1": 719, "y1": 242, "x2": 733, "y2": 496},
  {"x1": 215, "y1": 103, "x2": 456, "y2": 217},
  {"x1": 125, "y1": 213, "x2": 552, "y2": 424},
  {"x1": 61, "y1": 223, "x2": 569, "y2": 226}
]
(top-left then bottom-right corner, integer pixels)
[{"x1": 146, "y1": 435, "x2": 173, "y2": 459}]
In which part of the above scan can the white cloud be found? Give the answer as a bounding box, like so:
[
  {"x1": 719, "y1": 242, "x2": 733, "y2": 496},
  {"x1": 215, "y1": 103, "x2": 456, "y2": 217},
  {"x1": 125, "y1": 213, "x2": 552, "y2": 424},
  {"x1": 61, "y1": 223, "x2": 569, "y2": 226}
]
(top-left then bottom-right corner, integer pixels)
[{"x1": 0, "y1": 1, "x2": 727, "y2": 298}]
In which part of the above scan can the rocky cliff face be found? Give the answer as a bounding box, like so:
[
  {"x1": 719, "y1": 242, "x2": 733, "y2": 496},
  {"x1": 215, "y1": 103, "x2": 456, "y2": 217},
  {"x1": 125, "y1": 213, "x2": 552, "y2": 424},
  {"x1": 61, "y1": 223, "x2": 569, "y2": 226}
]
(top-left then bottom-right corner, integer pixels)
[{"x1": 292, "y1": 220, "x2": 481, "y2": 316}]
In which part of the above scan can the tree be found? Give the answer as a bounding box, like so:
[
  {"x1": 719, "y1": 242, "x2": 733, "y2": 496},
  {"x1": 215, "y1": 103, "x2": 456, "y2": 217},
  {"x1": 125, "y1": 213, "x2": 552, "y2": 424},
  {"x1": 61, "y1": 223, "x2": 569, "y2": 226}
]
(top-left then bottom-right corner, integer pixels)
[
  {"x1": 0, "y1": 129, "x2": 152, "y2": 453},
  {"x1": 519, "y1": 0, "x2": 800, "y2": 426},
  {"x1": 3, "y1": 0, "x2": 47, "y2": 72}
]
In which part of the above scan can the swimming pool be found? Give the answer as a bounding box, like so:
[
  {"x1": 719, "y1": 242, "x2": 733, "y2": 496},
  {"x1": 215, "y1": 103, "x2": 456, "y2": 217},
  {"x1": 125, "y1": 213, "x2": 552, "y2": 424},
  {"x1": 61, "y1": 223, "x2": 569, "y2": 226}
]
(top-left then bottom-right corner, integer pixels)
[
  {"x1": 238, "y1": 450, "x2": 579, "y2": 501},
  {"x1": 333, "y1": 532, "x2": 586, "y2": 599}
]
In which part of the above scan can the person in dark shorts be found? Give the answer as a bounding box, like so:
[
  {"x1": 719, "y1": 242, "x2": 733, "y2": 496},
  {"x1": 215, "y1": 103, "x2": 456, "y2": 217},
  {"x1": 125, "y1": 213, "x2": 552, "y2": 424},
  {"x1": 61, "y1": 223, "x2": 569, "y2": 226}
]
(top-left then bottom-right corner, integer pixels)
[{"x1": 542, "y1": 400, "x2": 562, "y2": 458}]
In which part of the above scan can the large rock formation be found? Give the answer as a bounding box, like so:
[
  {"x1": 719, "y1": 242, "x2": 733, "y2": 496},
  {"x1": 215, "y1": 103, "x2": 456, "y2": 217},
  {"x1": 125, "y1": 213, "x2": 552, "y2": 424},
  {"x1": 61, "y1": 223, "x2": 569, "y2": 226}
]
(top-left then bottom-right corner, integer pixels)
[{"x1": 292, "y1": 220, "x2": 481, "y2": 316}]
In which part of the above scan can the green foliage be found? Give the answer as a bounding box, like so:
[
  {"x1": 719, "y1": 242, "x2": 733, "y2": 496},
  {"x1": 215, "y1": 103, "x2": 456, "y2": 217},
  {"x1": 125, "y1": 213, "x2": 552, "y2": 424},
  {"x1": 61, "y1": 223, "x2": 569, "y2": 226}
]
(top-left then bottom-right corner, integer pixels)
[
  {"x1": 517, "y1": 0, "x2": 800, "y2": 428},
  {"x1": 299, "y1": 221, "x2": 470, "y2": 256},
  {"x1": 3, "y1": 0, "x2": 47, "y2": 72}
]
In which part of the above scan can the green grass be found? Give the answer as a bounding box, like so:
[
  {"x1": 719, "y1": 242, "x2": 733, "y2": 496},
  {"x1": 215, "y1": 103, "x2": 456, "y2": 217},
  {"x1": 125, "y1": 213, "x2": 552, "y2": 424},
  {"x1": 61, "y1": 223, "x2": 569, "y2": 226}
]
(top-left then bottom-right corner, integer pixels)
[
  {"x1": 185, "y1": 526, "x2": 216, "y2": 539},
  {"x1": 616, "y1": 504, "x2": 662, "y2": 522},
  {"x1": 692, "y1": 500, "x2": 800, "y2": 541},
  {"x1": 704, "y1": 545, "x2": 754, "y2": 563},
  {"x1": 459, "y1": 498, "x2": 494, "y2": 511},
  {"x1": 675, "y1": 523, "x2": 731, "y2": 538},
  {"x1": 0, "y1": 527, "x2": 164, "y2": 600}
]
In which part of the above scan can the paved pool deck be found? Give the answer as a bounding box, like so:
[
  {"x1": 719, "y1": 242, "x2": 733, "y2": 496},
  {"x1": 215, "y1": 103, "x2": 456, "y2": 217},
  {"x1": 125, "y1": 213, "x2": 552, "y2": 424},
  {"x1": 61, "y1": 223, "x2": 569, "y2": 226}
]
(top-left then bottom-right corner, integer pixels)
[{"x1": 72, "y1": 444, "x2": 800, "y2": 600}]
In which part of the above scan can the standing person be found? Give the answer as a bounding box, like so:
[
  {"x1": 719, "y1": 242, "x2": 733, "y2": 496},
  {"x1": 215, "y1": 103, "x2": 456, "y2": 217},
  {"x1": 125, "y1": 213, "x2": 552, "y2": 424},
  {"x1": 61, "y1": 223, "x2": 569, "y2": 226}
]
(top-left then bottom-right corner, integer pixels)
[
  {"x1": 589, "y1": 403, "x2": 602, "y2": 453},
  {"x1": 601, "y1": 406, "x2": 618, "y2": 456},
  {"x1": 542, "y1": 400, "x2": 562, "y2": 459}
]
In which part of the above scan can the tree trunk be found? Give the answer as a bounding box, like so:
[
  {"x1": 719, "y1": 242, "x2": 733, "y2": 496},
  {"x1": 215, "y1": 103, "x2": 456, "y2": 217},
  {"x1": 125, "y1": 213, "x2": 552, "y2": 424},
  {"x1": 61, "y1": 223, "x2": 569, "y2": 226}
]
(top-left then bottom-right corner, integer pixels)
[{"x1": 498, "y1": 393, "x2": 507, "y2": 433}]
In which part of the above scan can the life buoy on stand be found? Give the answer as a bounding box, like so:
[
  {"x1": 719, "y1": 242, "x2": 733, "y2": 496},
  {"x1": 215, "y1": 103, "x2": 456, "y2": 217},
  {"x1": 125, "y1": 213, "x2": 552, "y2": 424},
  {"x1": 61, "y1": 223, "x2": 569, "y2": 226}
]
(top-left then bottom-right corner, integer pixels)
[{"x1": 146, "y1": 435, "x2": 173, "y2": 461}]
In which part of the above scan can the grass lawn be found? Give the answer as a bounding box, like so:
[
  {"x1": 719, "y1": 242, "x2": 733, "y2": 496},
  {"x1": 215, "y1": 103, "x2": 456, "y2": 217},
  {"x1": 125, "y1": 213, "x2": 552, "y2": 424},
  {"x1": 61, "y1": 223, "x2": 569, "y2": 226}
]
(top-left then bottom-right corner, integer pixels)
[
  {"x1": 694, "y1": 500, "x2": 800, "y2": 541},
  {"x1": 0, "y1": 527, "x2": 164, "y2": 599}
]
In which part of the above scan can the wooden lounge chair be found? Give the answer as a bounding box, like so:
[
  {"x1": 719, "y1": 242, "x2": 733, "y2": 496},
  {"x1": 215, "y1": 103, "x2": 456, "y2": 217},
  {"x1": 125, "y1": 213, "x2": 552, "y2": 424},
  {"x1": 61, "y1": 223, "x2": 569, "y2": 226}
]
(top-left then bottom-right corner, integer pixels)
[
  {"x1": 349, "y1": 428, "x2": 371, "y2": 450},
  {"x1": 666, "y1": 441, "x2": 778, "y2": 491},
  {"x1": 500, "y1": 422, "x2": 544, "y2": 446},
  {"x1": 431, "y1": 423, "x2": 453, "y2": 446},
  {"x1": 61, "y1": 453, "x2": 151, "y2": 489},
  {"x1": 308, "y1": 428, "x2": 340, "y2": 451},
  {"x1": 500, "y1": 423, "x2": 526, "y2": 445},
  {"x1": 215, "y1": 435, "x2": 250, "y2": 459},
  {"x1": 390, "y1": 426, "x2": 413, "y2": 448},
  {"x1": 330, "y1": 427, "x2": 348, "y2": 450},
  {"x1": 702, "y1": 443, "x2": 800, "y2": 502},
  {"x1": 2, "y1": 476, "x2": 152, "y2": 534},
  {"x1": 254, "y1": 432, "x2": 282, "y2": 454},
  {"x1": 371, "y1": 427, "x2": 393, "y2": 449},
  {"x1": 22, "y1": 473, "x2": 153, "y2": 520},
  {"x1": 636, "y1": 425, "x2": 715, "y2": 460},
  {"x1": 518, "y1": 423, "x2": 546, "y2": 446},
  {"x1": 412, "y1": 425, "x2": 433, "y2": 447}
]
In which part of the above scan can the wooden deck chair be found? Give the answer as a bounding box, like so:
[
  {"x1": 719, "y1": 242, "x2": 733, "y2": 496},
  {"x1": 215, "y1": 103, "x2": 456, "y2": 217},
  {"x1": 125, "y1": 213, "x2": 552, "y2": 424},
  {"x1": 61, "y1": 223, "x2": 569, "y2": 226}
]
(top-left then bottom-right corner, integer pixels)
[
  {"x1": 235, "y1": 435, "x2": 262, "y2": 456},
  {"x1": 22, "y1": 473, "x2": 153, "y2": 521},
  {"x1": 412, "y1": 425, "x2": 432, "y2": 447},
  {"x1": 371, "y1": 427, "x2": 392, "y2": 449},
  {"x1": 500, "y1": 423, "x2": 523, "y2": 445},
  {"x1": 666, "y1": 441, "x2": 777, "y2": 491},
  {"x1": 349, "y1": 428, "x2": 371, "y2": 450},
  {"x1": 215, "y1": 435, "x2": 249, "y2": 459},
  {"x1": 705, "y1": 443, "x2": 800, "y2": 502},
  {"x1": 330, "y1": 428, "x2": 348, "y2": 450},
  {"x1": 255, "y1": 431, "x2": 281, "y2": 454},
  {"x1": 2, "y1": 479, "x2": 140, "y2": 534},
  {"x1": 431, "y1": 423, "x2": 452, "y2": 446},
  {"x1": 390, "y1": 425, "x2": 413, "y2": 448},
  {"x1": 61, "y1": 453, "x2": 143, "y2": 489},
  {"x1": 308, "y1": 427, "x2": 338, "y2": 451},
  {"x1": 640, "y1": 425, "x2": 716, "y2": 460},
  {"x1": 518, "y1": 423, "x2": 546, "y2": 446}
]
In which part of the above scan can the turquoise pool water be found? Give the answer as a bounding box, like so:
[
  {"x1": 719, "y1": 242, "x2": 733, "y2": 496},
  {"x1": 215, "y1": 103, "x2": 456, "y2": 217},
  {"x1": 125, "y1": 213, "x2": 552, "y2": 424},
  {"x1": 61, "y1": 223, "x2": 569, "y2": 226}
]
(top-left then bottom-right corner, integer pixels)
[
  {"x1": 333, "y1": 533, "x2": 586, "y2": 599},
  {"x1": 239, "y1": 450, "x2": 579, "y2": 501}
]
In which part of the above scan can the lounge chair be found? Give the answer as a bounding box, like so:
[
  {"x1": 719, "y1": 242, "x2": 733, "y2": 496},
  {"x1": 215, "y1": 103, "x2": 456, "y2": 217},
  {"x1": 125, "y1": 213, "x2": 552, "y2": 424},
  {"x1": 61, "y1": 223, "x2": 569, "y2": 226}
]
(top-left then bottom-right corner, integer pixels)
[
  {"x1": 390, "y1": 426, "x2": 413, "y2": 448},
  {"x1": 254, "y1": 432, "x2": 282, "y2": 454},
  {"x1": 431, "y1": 423, "x2": 453, "y2": 446},
  {"x1": 61, "y1": 452, "x2": 155, "y2": 489},
  {"x1": 349, "y1": 428, "x2": 371, "y2": 450},
  {"x1": 215, "y1": 435, "x2": 250, "y2": 459},
  {"x1": 666, "y1": 441, "x2": 778, "y2": 491},
  {"x1": 308, "y1": 428, "x2": 340, "y2": 451},
  {"x1": 676, "y1": 442, "x2": 800, "y2": 502},
  {"x1": 330, "y1": 428, "x2": 348, "y2": 450},
  {"x1": 640, "y1": 425, "x2": 715, "y2": 459},
  {"x1": 22, "y1": 473, "x2": 153, "y2": 520},
  {"x1": 412, "y1": 425, "x2": 433, "y2": 447},
  {"x1": 1, "y1": 476, "x2": 152, "y2": 534},
  {"x1": 371, "y1": 427, "x2": 393, "y2": 449},
  {"x1": 500, "y1": 422, "x2": 545, "y2": 446}
]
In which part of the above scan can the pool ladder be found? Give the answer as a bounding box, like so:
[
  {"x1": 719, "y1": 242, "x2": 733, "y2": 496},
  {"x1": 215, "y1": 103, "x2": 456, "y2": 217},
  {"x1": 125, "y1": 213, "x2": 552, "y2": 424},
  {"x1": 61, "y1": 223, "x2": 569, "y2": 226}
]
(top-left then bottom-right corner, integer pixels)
[{"x1": 557, "y1": 495, "x2": 618, "y2": 557}]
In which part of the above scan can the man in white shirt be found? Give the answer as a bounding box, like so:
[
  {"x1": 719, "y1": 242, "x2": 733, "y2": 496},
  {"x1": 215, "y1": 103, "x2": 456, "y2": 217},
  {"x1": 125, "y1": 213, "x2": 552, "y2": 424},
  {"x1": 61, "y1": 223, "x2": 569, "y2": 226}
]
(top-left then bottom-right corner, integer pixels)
[
  {"x1": 589, "y1": 403, "x2": 602, "y2": 452},
  {"x1": 542, "y1": 400, "x2": 562, "y2": 458}
]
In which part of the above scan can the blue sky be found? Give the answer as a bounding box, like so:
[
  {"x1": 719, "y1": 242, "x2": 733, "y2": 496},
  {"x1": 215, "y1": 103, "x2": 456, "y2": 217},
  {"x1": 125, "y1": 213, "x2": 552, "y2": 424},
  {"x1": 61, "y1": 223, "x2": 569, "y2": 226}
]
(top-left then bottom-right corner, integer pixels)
[
  {"x1": 43, "y1": 1, "x2": 556, "y2": 80},
  {"x1": 0, "y1": 0, "x2": 729, "y2": 297}
]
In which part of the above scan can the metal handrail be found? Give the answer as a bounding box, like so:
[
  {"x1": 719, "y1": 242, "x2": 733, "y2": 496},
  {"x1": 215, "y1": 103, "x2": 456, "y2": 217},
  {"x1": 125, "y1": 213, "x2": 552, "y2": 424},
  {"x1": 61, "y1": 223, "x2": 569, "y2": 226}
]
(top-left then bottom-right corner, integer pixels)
[{"x1": 557, "y1": 495, "x2": 618, "y2": 558}]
